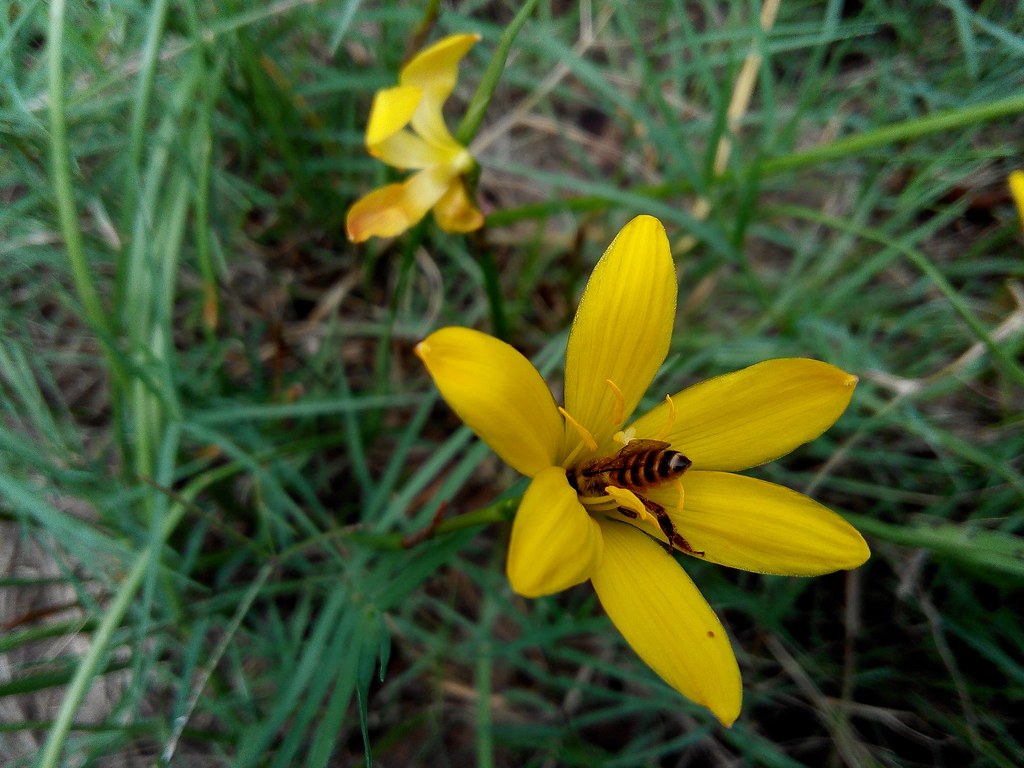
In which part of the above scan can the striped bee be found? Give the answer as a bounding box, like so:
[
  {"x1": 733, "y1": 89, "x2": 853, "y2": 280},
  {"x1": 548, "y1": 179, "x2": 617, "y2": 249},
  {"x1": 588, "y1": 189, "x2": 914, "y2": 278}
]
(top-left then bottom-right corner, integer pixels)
[{"x1": 566, "y1": 439, "x2": 702, "y2": 555}]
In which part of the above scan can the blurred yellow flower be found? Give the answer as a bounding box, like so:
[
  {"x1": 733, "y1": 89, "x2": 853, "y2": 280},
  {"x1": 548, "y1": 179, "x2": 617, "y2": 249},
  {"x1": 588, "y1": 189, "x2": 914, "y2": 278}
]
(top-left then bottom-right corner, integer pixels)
[
  {"x1": 415, "y1": 215, "x2": 869, "y2": 726},
  {"x1": 346, "y1": 34, "x2": 484, "y2": 242},
  {"x1": 1010, "y1": 170, "x2": 1024, "y2": 230}
]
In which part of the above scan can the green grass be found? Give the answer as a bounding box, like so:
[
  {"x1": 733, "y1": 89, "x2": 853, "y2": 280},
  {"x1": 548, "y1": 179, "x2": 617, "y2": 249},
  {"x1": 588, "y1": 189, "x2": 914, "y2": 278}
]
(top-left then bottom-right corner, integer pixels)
[{"x1": 2, "y1": 0, "x2": 1023, "y2": 765}]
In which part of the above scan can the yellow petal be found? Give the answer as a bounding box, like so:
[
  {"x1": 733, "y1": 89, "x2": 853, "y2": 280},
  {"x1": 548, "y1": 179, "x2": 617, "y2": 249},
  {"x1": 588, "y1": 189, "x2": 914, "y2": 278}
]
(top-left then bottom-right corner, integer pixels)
[
  {"x1": 631, "y1": 358, "x2": 857, "y2": 471},
  {"x1": 366, "y1": 85, "x2": 422, "y2": 147},
  {"x1": 645, "y1": 471, "x2": 870, "y2": 575},
  {"x1": 563, "y1": 215, "x2": 676, "y2": 453},
  {"x1": 433, "y1": 177, "x2": 484, "y2": 233},
  {"x1": 400, "y1": 33, "x2": 481, "y2": 101},
  {"x1": 1010, "y1": 170, "x2": 1024, "y2": 228},
  {"x1": 410, "y1": 100, "x2": 461, "y2": 154},
  {"x1": 507, "y1": 467, "x2": 604, "y2": 598},
  {"x1": 415, "y1": 327, "x2": 563, "y2": 477},
  {"x1": 400, "y1": 33, "x2": 480, "y2": 148},
  {"x1": 590, "y1": 519, "x2": 742, "y2": 726},
  {"x1": 346, "y1": 166, "x2": 453, "y2": 242},
  {"x1": 369, "y1": 129, "x2": 446, "y2": 170}
]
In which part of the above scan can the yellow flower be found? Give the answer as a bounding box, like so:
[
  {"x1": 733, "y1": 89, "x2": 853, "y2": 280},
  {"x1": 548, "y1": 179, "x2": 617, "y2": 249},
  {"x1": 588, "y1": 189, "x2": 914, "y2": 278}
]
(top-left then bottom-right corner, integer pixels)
[
  {"x1": 415, "y1": 215, "x2": 869, "y2": 726},
  {"x1": 346, "y1": 34, "x2": 485, "y2": 242},
  {"x1": 1010, "y1": 171, "x2": 1024, "y2": 230}
]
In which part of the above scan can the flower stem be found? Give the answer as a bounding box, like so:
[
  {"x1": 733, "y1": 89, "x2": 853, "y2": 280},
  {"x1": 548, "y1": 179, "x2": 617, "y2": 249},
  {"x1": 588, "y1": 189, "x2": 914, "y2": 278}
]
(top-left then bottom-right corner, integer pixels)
[
  {"x1": 47, "y1": 0, "x2": 125, "y2": 385},
  {"x1": 455, "y1": 0, "x2": 540, "y2": 146},
  {"x1": 405, "y1": 0, "x2": 441, "y2": 64},
  {"x1": 474, "y1": 231, "x2": 509, "y2": 340},
  {"x1": 486, "y1": 93, "x2": 1024, "y2": 225},
  {"x1": 348, "y1": 497, "x2": 519, "y2": 551}
]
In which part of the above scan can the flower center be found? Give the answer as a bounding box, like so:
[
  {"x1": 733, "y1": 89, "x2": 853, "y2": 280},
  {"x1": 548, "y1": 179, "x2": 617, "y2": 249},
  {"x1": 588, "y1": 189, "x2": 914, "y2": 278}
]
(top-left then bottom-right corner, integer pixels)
[
  {"x1": 451, "y1": 147, "x2": 475, "y2": 173},
  {"x1": 560, "y1": 388, "x2": 702, "y2": 555},
  {"x1": 559, "y1": 378, "x2": 631, "y2": 468}
]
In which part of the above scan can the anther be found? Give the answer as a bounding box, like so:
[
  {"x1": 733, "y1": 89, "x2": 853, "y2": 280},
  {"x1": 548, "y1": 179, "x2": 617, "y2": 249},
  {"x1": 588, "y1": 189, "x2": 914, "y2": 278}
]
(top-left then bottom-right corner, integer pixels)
[
  {"x1": 606, "y1": 379, "x2": 626, "y2": 427},
  {"x1": 559, "y1": 406, "x2": 598, "y2": 453}
]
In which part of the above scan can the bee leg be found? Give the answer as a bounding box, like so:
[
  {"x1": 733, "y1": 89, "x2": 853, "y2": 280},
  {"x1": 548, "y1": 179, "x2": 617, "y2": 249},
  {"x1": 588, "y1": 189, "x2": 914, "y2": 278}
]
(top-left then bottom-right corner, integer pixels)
[
  {"x1": 614, "y1": 506, "x2": 678, "y2": 553},
  {"x1": 638, "y1": 494, "x2": 704, "y2": 557}
]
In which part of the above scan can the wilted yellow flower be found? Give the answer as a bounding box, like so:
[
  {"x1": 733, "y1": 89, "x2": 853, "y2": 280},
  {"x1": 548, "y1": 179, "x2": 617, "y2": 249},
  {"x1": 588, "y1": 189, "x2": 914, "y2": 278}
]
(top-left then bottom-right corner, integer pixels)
[
  {"x1": 415, "y1": 215, "x2": 869, "y2": 726},
  {"x1": 346, "y1": 34, "x2": 484, "y2": 242}
]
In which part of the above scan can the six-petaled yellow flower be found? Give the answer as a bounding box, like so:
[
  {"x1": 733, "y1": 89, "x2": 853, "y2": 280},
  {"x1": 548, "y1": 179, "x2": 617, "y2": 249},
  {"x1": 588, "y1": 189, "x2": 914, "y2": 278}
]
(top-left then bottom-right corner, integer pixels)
[
  {"x1": 347, "y1": 34, "x2": 485, "y2": 242},
  {"x1": 415, "y1": 215, "x2": 870, "y2": 726}
]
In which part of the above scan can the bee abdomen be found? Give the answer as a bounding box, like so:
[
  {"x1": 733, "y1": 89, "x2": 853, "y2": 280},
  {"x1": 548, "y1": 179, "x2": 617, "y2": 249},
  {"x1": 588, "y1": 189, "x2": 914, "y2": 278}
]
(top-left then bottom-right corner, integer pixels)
[
  {"x1": 568, "y1": 446, "x2": 692, "y2": 497},
  {"x1": 620, "y1": 449, "x2": 691, "y2": 490},
  {"x1": 657, "y1": 450, "x2": 691, "y2": 480}
]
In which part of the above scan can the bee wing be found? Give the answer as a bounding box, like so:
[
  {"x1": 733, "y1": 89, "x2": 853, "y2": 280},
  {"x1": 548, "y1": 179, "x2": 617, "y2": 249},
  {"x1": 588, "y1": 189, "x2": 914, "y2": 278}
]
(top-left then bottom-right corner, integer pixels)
[
  {"x1": 579, "y1": 439, "x2": 670, "y2": 476},
  {"x1": 618, "y1": 439, "x2": 670, "y2": 454}
]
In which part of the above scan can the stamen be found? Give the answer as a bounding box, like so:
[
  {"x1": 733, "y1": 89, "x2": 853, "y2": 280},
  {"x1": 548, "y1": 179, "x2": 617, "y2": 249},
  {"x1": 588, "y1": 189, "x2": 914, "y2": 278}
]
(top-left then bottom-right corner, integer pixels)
[
  {"x1": 654, "y1": 393, "x2": 677, "y2": 441},
  {"x1": 577, "y1": 492, "x2": 626, "y2": 518},
  {"x1": 606, "y1": 379, "x2": 626, "y2": 427},
  {"x1": 559, "y1": 406, "x2": 597, "y2": 453},
  {"x1": 561, "y1": 441, "x2": 586, "y2": 469}
]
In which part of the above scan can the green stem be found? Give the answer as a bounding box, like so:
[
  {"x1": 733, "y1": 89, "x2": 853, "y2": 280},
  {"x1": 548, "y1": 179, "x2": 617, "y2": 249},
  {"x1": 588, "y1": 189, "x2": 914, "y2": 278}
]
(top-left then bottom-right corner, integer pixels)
[
  {"x1": 455, "y1": 0, "x2": 541, "y2": 146},
  {"x1": 405, "y1": 0, "x2": 441, "y2": 63},
  {"x1": 770, "y1": 204, "x2": 1024, "y2": 390},
  {"x1": 435, "y1": 497, "x2": 518, "y2": 534},
  {"x1": 37, "y1": 463, "x2": 240, "y2": 768},
  {"x1": 160, "y1": 562, "x2": 274, "y2": 765},
  {"x1": 348, "y1": 497, "x2": 519, "y2": 551},
  {"x1": 475, "y1": 651, "x2": 495, "y2": 768},
  {"x1": 486, "y1": 93, "x2": 1024, "y2": 226},
  {"x1": 761, "y1": 93, "x2": 1024, "y2": 174},
  {"x1": 843, "y1": 512, "x2": 1024, "y2": 580},
  {"x1": 475, "y1": 600, "x2": 497, "y2": 768},
  {"x1": 477, "y1": 235, "x2": 509, "y2": 340},
  {"x1": 349, "y1": 489, "x2": 1024, "y2": 582},
  {"x1": 192, "y1": 36, "x2": 223, "y2": 336},
  {"x1": 128, "y1": 0, "x2": 170, "y2": 176},
  {"x1": 47, "y1": 0, "x2": 122, "y2": 373},
  {"x1": 450, "y1": 0, "x2": 544, "y2": 343}
]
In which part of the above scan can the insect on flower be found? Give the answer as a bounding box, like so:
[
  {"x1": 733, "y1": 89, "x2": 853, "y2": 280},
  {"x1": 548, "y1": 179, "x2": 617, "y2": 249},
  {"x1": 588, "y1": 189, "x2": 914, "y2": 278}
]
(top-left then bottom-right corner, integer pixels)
[
  {"x1": 567, "y1": 439, "x2": 701, "y2": 555},
  {"x1": 415, "y1": 214, "x2": 870, "y2": 726}
]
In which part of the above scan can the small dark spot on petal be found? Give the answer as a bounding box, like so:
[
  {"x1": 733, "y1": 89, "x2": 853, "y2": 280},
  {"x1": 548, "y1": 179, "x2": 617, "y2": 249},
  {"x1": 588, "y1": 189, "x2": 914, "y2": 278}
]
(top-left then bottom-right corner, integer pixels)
[{"x1": 707, "y1": 630, "x2": 715, "y2": 638}]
